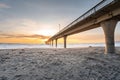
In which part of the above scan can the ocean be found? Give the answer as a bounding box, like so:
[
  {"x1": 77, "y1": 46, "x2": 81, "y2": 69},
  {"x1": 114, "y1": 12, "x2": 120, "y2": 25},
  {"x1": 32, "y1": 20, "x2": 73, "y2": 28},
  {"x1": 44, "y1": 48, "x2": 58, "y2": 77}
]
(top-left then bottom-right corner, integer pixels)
[{"x1": 0, "y1": 42, "x2": 120, "y2": 49}]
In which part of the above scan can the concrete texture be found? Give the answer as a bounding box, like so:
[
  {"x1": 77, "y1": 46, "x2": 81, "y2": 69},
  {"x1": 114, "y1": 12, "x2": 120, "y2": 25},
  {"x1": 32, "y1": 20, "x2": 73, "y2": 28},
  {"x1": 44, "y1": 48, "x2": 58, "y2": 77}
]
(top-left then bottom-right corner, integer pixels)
[
  {"x1": 64, "y1": 36, "x2": 67, "y2": 48},
  {"x1": 101, "y1": 19, "x2": 118, "y2": 54}
]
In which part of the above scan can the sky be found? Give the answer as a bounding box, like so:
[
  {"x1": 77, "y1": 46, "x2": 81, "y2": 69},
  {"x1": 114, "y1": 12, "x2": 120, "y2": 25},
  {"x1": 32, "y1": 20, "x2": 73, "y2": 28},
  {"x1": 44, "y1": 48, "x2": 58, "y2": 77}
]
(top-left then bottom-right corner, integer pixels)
[{"x1": 0, "y1": 0, "x2": 120, "y2": 44}]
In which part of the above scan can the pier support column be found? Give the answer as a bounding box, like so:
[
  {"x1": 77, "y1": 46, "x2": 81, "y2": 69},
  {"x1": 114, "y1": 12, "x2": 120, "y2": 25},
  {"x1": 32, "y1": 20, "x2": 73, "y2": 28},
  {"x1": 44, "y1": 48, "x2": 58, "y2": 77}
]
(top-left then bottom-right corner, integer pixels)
[
  {"x1": 48, "y1": 42, "x2": 50, "y2": 45},
  {"x1": 64, "y1": 36, "x2": 67, "y2": 48},
  {"x1": 55, "y1": 39, "x2": 57, "y2": 48},
  {"x1": 52, "y1": 40, "x2": 53, "y2": 46},
  {"x1": 101, "y1": 19, "x2": 118, "y2": 54},
  {"x1": 50, "y1": 42, "x2": 51, "y2": 45}
]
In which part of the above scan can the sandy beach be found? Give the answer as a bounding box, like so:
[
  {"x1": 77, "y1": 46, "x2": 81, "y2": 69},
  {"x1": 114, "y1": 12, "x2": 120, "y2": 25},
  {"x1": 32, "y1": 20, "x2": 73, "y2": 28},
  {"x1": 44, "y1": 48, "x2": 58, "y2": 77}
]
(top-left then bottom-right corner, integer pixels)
[{"x1": 0, "y1": 47, "x2": 120, "y2": 80}]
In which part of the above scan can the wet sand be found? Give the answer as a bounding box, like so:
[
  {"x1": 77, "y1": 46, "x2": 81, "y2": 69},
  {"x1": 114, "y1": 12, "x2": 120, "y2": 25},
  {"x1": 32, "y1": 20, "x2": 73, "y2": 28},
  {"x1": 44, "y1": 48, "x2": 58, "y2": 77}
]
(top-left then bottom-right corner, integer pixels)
[{"x1": 0, "y1": 47, "x2": 120, "y2": 80}]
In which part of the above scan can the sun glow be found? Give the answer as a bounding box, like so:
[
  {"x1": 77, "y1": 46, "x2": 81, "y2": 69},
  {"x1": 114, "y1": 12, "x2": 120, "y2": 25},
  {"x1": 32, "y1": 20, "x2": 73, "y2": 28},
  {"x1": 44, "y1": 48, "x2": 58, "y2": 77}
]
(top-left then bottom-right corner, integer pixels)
[{"x1": 36, "y1": 29, "x2": 57, "y2": 36}]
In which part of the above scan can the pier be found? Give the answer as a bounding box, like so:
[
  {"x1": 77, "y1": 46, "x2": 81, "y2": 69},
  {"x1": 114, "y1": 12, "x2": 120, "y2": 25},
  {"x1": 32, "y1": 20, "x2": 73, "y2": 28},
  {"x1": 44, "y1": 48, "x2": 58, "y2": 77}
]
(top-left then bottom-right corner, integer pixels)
[{"x1": 47, "y1": 0, "x2": 120, "y2": 54}]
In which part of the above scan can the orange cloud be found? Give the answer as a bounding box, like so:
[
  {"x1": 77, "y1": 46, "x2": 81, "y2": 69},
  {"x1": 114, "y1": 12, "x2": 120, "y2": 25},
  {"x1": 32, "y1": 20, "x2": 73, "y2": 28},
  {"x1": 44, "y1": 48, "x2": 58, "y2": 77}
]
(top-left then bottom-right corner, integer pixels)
[
  {"x1": 0, "y1": 34, "x2": 50, "y2": 39},
  {"x1": 0, "y1": 34, "x2": 50, "y2": 44}
]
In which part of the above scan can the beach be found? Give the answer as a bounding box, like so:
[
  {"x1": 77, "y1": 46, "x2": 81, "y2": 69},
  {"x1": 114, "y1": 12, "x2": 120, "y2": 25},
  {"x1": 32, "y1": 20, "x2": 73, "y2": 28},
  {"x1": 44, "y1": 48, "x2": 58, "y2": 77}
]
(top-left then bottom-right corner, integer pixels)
[{"x1": 0, "y1": 47, "x2": 120, "y2": 80}]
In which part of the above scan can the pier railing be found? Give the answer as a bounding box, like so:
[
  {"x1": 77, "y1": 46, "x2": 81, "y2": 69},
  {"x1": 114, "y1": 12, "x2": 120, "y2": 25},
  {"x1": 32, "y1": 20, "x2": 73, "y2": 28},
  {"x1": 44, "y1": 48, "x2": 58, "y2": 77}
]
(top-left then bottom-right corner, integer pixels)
[{"x1": 55, "y1": 0, "x2": 114, "y2": 36}]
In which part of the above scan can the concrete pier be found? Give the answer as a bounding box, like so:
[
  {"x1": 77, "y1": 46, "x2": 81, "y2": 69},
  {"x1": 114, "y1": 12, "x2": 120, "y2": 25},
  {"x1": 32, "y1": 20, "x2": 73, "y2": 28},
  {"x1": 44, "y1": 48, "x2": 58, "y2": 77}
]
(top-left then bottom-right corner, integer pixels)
[
  {"x1": 55, "y1": 39, "x2": 57, "y2": 48},
  {"x1": 64, "y1": 36, "x2": 67, "y2": 48},
  {"x1": 52, "y1": 40, "x2": 53, "y2": 46},
  {"x1": 101, "y1": 19, "x2": 118, "y2": 54},
  {"x1": 47, "y1": 0, "x2": 120, "y2": 54}
]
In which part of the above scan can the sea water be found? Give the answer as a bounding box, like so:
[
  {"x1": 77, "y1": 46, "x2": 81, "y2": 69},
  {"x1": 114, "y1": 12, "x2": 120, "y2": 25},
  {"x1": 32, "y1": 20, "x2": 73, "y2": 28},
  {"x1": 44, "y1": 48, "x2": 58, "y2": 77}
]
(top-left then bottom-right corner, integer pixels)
[
  {"x1": 0, "y1": 43, "x2": 51, "y2": 49},
  {"x1": 56, "y1": 42, "x2": 120, "y2": 48},
  {"x1": 0, "y1": 42, "x2": 120, "y2": 49}
]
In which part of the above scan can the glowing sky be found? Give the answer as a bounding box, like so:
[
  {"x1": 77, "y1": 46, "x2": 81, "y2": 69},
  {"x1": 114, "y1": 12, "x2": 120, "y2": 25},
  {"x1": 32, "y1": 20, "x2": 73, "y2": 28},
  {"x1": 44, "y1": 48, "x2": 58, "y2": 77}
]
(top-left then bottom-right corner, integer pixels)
[{"x1": 0, "y1": 0, "x2": 120, "y2": 44}]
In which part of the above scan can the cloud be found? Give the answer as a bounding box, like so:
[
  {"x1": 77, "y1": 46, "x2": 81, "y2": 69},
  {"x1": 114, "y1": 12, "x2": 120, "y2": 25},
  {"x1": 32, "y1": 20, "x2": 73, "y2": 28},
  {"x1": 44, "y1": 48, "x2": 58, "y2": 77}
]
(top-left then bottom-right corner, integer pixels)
[
  {"x1": 0, "y1": 18, "x2": 57, "y2": 36},
  {"x1": 0, "y1": 34, "x2": 50, "y2": 39},
  {"x1": 0, "y1": 19, "x2": 46, "y2": 34},
  {"x1": 0, "y1": 3, "x2": 10, "y2": 9}
]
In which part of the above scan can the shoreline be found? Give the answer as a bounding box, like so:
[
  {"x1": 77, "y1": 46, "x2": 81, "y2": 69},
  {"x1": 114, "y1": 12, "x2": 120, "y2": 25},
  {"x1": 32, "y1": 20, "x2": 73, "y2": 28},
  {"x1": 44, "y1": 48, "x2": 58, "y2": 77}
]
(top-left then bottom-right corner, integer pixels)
[
  {"x1": 0, "y1": 47, "x2": 120, "y2": 53},
  {"x1": 0, "y1": 42, "x2": 120, "y2": 49},
  {"x1": 0, "y1": 47, "x2": 120, "y2": 80}
]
